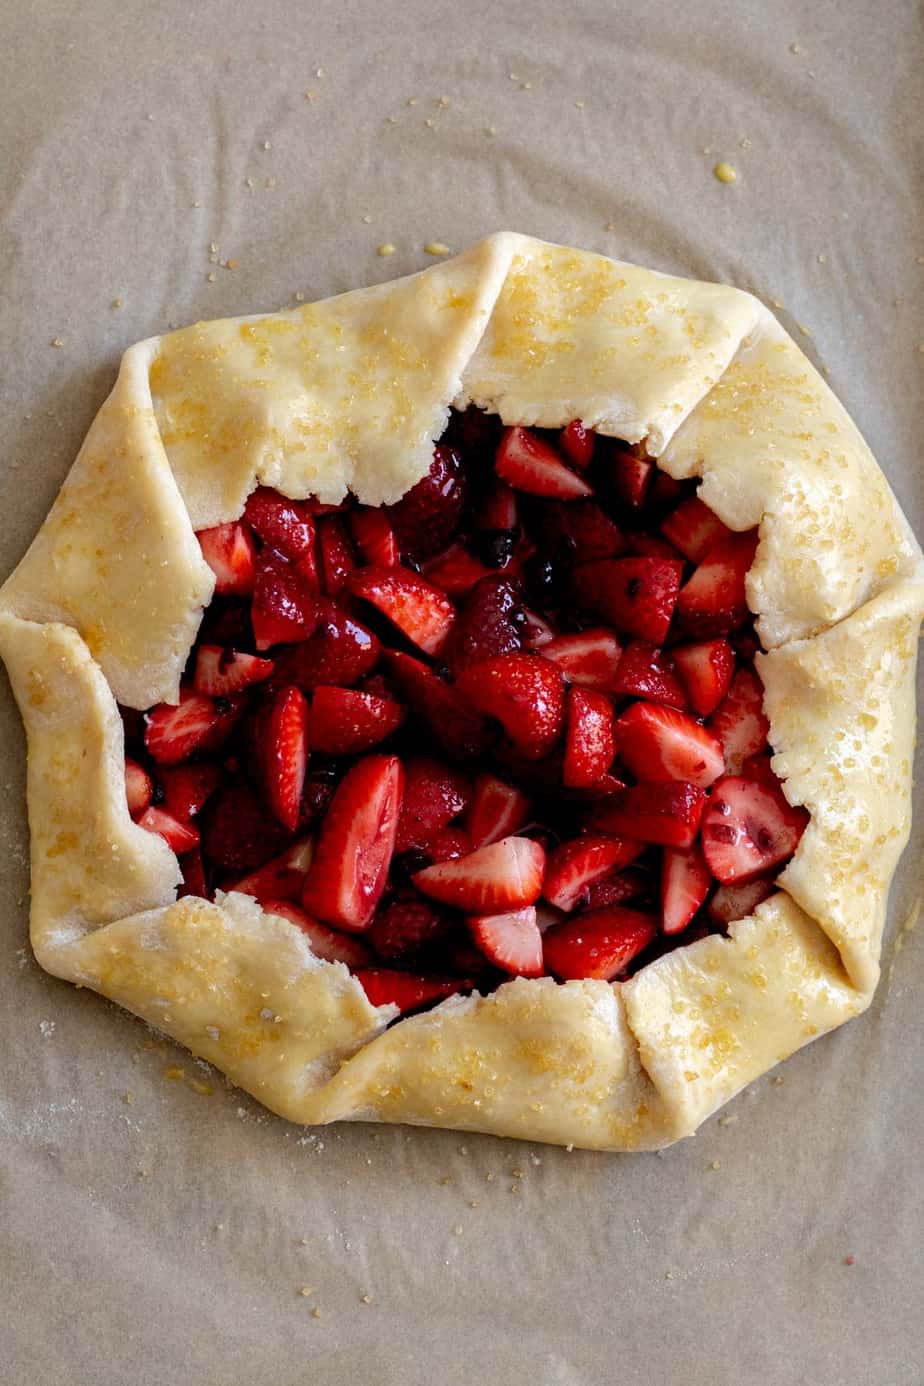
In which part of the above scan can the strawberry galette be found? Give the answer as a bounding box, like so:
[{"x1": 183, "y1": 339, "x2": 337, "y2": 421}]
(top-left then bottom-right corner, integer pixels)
[{"x1": 1, "y1": 234, "x2": 921, "y2": 1150}]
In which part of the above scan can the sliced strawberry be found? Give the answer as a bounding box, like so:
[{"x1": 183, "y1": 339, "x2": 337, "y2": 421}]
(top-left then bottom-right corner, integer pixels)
[
  {"x1": 584, "y1": 867, "x2": 650, "y2": 910},
  {"x1": 613, "y1": 702, "x2": 724, "y2": 789},
  {"x1": 177, "y1": 847, "x2": 209, "y2": 899},
  {"x1": 309, "y1": 685, "x2": 405, "y2": 755},
  {"x1": 571, "y1": 557, "x2": 683, "y2": 644},
  {"x1": 385, "y1": 651, "x2": 494, "y2": 760},
  {"x1": 317, "y1": 515, "x2": 357, "y2": 596},
  {"x1": 196, "y1": 522, "x2": 257, "y2": 596},
  {"x1": 200, "y1": 782, "x2": 291, "y2": 872},
  {"x1": 543, "y1": 835, "x2": 642, "y2": 912},
  {"x1": 251, "y1": 552, "x2": 320, "y2": 650},
  {"x1": 623, "y1": 529, "x2": 685, "y2": 561},
  {"x1": 708, "y1": 875, "x2": 776, "y2": 924},
  {"x1": 193, "y1": 645, "x2": 274, "y2": 697},
  {"x1": 601, "y1": 444, "x2": 653, "y2": 509},
  {"x1": 661, "y1": 844, "x2": 711, "y2": 934},
  {"x1": 356, "y1": 968, "x2": 465, "y2": 1014},
  {"x1": 496, "y1": 426, "x2": 593, "y2": 500},
  {"x1": 261, "y1": 900, "x2": 373, "y2": 968},
  {"x1": 160, "y1": 762, "x2": 222, "y2": 821},
  {"x1": 541, "y1": 630, "x2": 623, "y2": 691},
  {"x1": 675, "y1": 530, "x2": 759, "y2": 637},
  {"x1": 136, "y1": 805, "x2": 200, "y2": 853},
  {"x1": 534, "y1": 500, "x2": 624, "y2": 564},
  {"x1": 422, "y1": 543, "x2": 495, "y2": 599},
  {"x1": 243, "y1": 488, "x2": 316, "y2": 561},
  {"x1": 543, "y1": 906, "x2": 657, "y2": 980},
  {"x1": 413, "y1": 835, "x2": 545, "y2": 913},
  {"x1": 520, "y1": 607, "x2": 555, "y2": 649},
  {"x1": 368, "y1": 894, "x2": 452, "y2": 962},
  {"x1": 259, "y1": 686, "x2": 309, "y2": 832},
  {"x1": 348, "y1": 565, "x2": 456, "y2": 657},
  {"x1": 611, "y1": 640, "x2": 686, "y2": 709},
  {"x1": 701, "y1": 775, "x2": 808, "y2": 884},
  {"x1": 145, "y1": 688, "x2": 229, "y2": 765},
  {"x1": 443, "y1": 576, "x2": 523, "y2": 674},
  {"x1": 301, "y1": 754, "x2": 404, "y2": 930},
  {"x1": 270, "y1": 601, "x2": 380, "y2": 690},
  {"x1": 395, "y1": 756, "x2": 470, "y2": 853},
  {"x1": 386, "y1": 445, "x2": 467, "y2": 561},
  {"x1": 425, "y1": 827, "x2": 473, "y2": 862},
  {"x1": 477, "y1": 476, "x2": 518, "y2": 532},
  {"x1": 455, "y1": 653, "x2": 566, "y2": 760},
  {"x1": 124, "y1": 758, "x2": 152, "y2": 818},
  {"x1": 660, "y1": 495, "x2": 734, "y2": 563},
  {"x1": 464, "y1": 773, "x2": 532, "y2": 849},
  {"x1": 673, "y1": 638, "x2": 735, "y2": 717},
  {"x1": 563, "y1": 688, "x2": 615, "y2": 788},
  {"x1": 349, "y1": 507, "x2": 400, "y2": 567},
  {"x1": 560, "y1": 420, "x2": 595, "y2": 469},
  {"x1": 708, "y1": 667, "x2": 770, "y2": 774},
  {"x1": 468, "y1": 906, "x2": 544, "y2": 977},
  {"x1": 589, "y1": 782, "x2": 707, "y2": 849},
  {"x1": 229, "y1": 838, "x2": 314, "y2": 904},
  {"x1": 565, "y1": 771, "x2": 627, "y2": 800}
]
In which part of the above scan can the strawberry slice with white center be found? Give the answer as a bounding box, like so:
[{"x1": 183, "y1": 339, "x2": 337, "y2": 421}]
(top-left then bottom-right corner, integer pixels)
[
  {"x1": 349, "y1": 507, "x2": 400, "y2": 567},
  {"x1": 301, "y1": 754, "x2": 404, "y2": 931},
  {"x1": 228, "y1": 838, "x2": 314, "y2": 904},
  {"x1": 611, "y1": 640, "x2": 686, "y2": 709},
  {"x1": 160, "y1": 762, "x2": 222, "y2": 821},
  {"x1": 252, "y1": 552, "x2": 320, "y2": 650},
  {"x1": 676, "y1": 530, "x2": 759, "y2": 637},
  {"x1": 193, "y1": 645, "x2": 274, "y2": 697},
  {"x1": 348, "y1": 565, "x2": 456, "y2": 657},
  {"x1": 468, "y1": 906, "x2": 544, "y2": 977},
  {"x1": 571, "y1": 557, "x2": 683, "y2": 644},
  {"x1": 263, "y1": 900, "x2": 373, "y2": 969},
  {"x1": 583, "y1": 867, "x2": 650, "y2": 910},
  {"x1": 395, "y1": 756, "x2": 471, "y2": 853},
  {"x1": 259, "y1": 685, "x2": 309, "y2": 832},
  {"x1": 196, "y1": 521, "x2": 257, "y2": 596},
  {"x1": 243, "y1": 488, "x2": 317, "y2": 561},
  {"x1": 495, "y1": 426, "x2": 593, "y2": 500},
  {"x1": 136, "y1": 805, "x2": 200, "y2": 853},
  {"x1": 541, "y1": 630, "x2": 623, "y2": 691},
  {"x1": 660, "y1": 495, "x2": 734, "y2": 563},
  {"x1": 563, "y1": 687, "x2": 615, "y2": 788},
  {"x1": 145, "y1": 687, "x2": 228, "y2": 765},
  {"x1": 672, "y1": 638, "x2": 735, "y2": 717},
  {"x1": 309, "y1": 685, "x2": 405, "y2": 755},
  {"x1": 356, "y1": 969, "x2": 466, "y2": 1014},
  {"x1": 559, "y1": 420, "x2": 595, "y2": 469},
  {"x1": 464, "y1": 772, "x2": 532, "y2": 849},
  {"x1": 701, "y1": 775, "x2": 808, "y2": 884},
  {"x1": 708, "y1": 875, "x2": 776, "y2": 924},
  {"x1": 601, "y1": 445, "x2": 653, "y2": 509},
  {"x1": 708, "y1": 666, "x2": 770, "y2": 774},
  {"x1": 317, "y1": 515, "x2": 357, "y2": 595},
  {"x1": 589, "y1": 781, "x2": 707, "y2": 849},
  {"x1": 413, "y1": 834, "x2": 546, "y2": 913},
  {"x1": 661, "y1": 843, "x2": 712, "y2": 934},
  {"x1": 454, "y1": 652, "x2": 566, "y2": 761},
  {"x1": 542, "y1": 906, "x2": 657, "y2": 981},
  {"x1": 613, "y1": 702, "x2": 725, "y2": 789},
  {"x1": 124, "y1": 758, "x2": 152, "y2": 818},
  {"x1": 543, "y1": 835, "x2": 643, "y2": 912}
]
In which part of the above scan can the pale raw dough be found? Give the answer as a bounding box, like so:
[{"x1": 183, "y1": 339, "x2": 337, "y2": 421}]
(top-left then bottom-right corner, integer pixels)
[{"x1": 1, "y1": 233, "x2": 921, "y2": 1150}]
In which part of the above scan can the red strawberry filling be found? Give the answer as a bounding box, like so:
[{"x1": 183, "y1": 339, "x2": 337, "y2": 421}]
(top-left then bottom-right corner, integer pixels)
[{"x1": 121, "y1": 413, "x2": 807, "y2": 1014}]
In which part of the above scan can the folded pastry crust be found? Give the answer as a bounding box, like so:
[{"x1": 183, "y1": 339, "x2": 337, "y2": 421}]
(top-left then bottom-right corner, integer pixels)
[{"x1": 1, "y1": 233, "x2": 921, "y2": 1150}]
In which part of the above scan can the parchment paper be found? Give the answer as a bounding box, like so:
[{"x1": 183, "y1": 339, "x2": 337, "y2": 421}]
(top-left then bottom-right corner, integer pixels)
[{"x1": 1, "y1": 1, "x2": 921, "y2": 1382}]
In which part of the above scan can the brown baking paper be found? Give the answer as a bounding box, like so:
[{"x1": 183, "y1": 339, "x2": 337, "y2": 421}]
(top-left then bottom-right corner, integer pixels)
[{"x1": 1, "y1": 1, "x2": 922, "y2": 1382}]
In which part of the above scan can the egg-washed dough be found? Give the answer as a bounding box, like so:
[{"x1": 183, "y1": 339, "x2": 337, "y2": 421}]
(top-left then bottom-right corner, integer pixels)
[{"x1": 1, "y1": 232, "x2": 921, "y2": 1150}]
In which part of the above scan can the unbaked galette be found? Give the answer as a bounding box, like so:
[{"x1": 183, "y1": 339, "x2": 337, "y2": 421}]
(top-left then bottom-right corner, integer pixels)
[{"x1": 2, "y1": 234, "x2": 921, "y2": 1150}]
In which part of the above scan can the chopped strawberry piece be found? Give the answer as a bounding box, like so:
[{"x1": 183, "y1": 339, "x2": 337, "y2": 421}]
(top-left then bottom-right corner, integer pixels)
[
  {"x1": 243, "y1": 488, "x2": 317, "y2": 561},
  {"x1": 468, "y1": 906, "x2": 544, "y2": 977},
  {"x1": 589, "y1": 781, "x2": 707, "y2": 849},
  {"x1": 673, "y1": 638, "x2": 735, "y2": 717},
  {"x1": 708, "y1": 667, "x2": 770, "y2": 774},
  {"x1": 543, "y1": 905, "x2": 657, "y2": 980},
  {"x1": 229, "y1": 838, "x2": 314, "y2": 904},
  {"x1": 145, "y1": 688, "x2": 231, "y2": 765},
  {"x1": 443, "y1": 576, "x2": 523, "y2": 674},
  {"x1": 464, "y1": 773, "x2": 532, "y2": 849},
  {"x1": 413, "y1": 835, "x2": 545, "y2": 913},
  {"x1": 160, "y1": 762, "x2": 222, "y2": 821},
  {"x1": 565, "y1": 771, "x2": 627, "y2": 800},
  {"x1": 708, "y1": 875, "x2": 776, "y2": 924},
  {"x1": 520, "y1": 607, "x2": 555, "y2": 648},
  {"x1": 583, "y1": 867, "x2": 650, "y2": 910},
  {"x1": 263, "y1": 900, "x2": 374, "y2": 968},
  {"x1": 732, "y1": 626, "x2": 761, "y2": 661},
  {"x1": 613, "y1": 702, "x2": 725, "y2": 789},
  {"x1": 193, "y1": 645, "x2": 274, "y2": 697},
  {"x1": 535, "y1": 500, "x2": 624, "y2": 564},
  {"x1": 739, "y1": 752, "x2": 779, "y2": 788},
  {"x1": 455, "y1": 653, "x2": 566, "y2": 761},
  {"x1": 348, "y1": 565, "x2": 456, "y2": 657},
  {"x1": 368, "y1": 894, "x2": 452, "y2": 962},
  {"x1": 425, "y1": 827, "x2": 473, "y2": 862},
  {"x1": 395, "y1": 756, "x2": 470, "y2": 853},
  {"x1": 258, "y1": 686, "x2": 309, "y2": 832},
  {"x1": 475, "y1": 476, "x2": 518, "y2": 540},
  {"x1": 317, "y1": 515, "x2": 357, "y2": 596},
  {"x1": 543, "y1": 835, "x2": 642, "y2": 912},
  {"x1": 675, "y1": 530, "x2": 759, "y2": 637},
  {"x1": 270, "y1": 601, "x2": 380, "y2": 690},
  {"x1": 196, "y1": 522, "x2": 257, "y2": 596},
  {"x1": 623, "y1": 529, "x2": 685, "y2": 561},
  {"x1": 660, "y1": 495, "x2": 734, "y2": 563},
  {"x1": 496, "y1": 426, "x2": 593, "y2": 500},
  {"x1": 571, "y1": 557, "x2": 683, "y2": 644},
  {"x1": 177, "y1": 847, "x2": 209, "y2": 899},
  {"x1": 356, "y1": 968, "x2": 465, "y2": 1014},
  {"x1": 309, "y1": 685, "x2": 405, "y2": 755},
  {"x1": 252, "y1": 552, "x2": 320, "y2": 650},
  {"x1": 559, "y1": 420, "x2": 595, "y2": 469},
  {"x1": 648, "y1": 471, "x2": 686, "y2": 507},
  {"x1": 601, "y1": 444, "x2": 653, "y2": 509},
  {"x1": 701, "y1": 775, "x2": 808, "y2": 884},
  {"x1": 301, "y1": 754, "x2": 404, "y2": 930},
  {"x1": 563, "y1": 688, "x2": 615, "y2": 788},
  {"x1": 124, "y1": 758, "x2": 152, "y2": 818},
  {"x1": 385, "y1": 651, "x2": 494, "y2": 759},
  {"x1": 200, "y1": 782, "x2": 291, "y2": 872},
  {"x1": 136, "y1": 805, "x2": 200, "y2": 853},
  {"x1": 661, "y1": 844, "x2": 712, "y2": 934},
  {"x1": 386, "y1": 445, "x2": 467, "y2": 560},
  {"x1": 541, "y1": 629, "x2": 623, "y2": 691},
  {"x1": 422, "y1": 543, "x2": 495, "y2": 598},
  {"x1": 611, "y1": 640, "x2": 686, "y2": 709},
  {"x1": 349, "y1": 507, "x2": 400, "y2": 567}
]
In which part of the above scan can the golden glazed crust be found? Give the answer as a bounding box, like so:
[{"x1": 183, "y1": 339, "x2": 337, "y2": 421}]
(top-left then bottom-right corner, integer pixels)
[{"x1": 1, "y1": 233, "x2": 921, "y2": 1150}]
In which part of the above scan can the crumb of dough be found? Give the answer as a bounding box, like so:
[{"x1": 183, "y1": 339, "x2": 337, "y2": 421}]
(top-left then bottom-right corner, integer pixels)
[
  {"x1": 468, "y1": 1200, "x2": 479, "y2": 1209},
  {"x1": 361, "y1": 215, "x2": 372, "y2": 224},
  {"x1": 423, "y1": 241, "x2": 451, "y2": 256},
  {"x1": 773, "y1": 1074, "x2": 785, "y2": 1086},
  {"x1": 452, "y1": 1224, "x2": 463, "y2": 1235},
  {"x1": 407, "y1": 97, "x2": 418, "y2": 106},
  {"x1": 262, "y1": 140, "x2": 272, "y2": 150},
  {"x1": 437, "y1": 96, "x2": 451, "y2": 108},
  {"x1": 520, "y1": 81, "x2": 532, "y2": 90},
  {"x1": 304, "y1": 90, "x2": 319, "y2": 101},
  {"x1": 718, "y1": 1113, "x2": 738, "y2": 1126},
  {"x1": 575, "y1": 100, "x2": 585, "y2": 108},
  {"x1": 295, "y1": 291, "x2": 305, "y2": 302},
  {"x1": 739, "y1": 137, "x2": 752, "y2": 149},
  {"x1": 206, "y1": 272, "x2": 217, "y2": 283},
  {"x1": 377, "y1": 243, "x2": 397, "y2": 257},
  {"x1": 224, "y1": 258, "x2": 240, "y2": 270},
  {"x1": 458, "y1": 1144, "x2": 468, "y2": 1155},
  {"x1": 122, "y1": 1092, "x2": 135, "y2": 1105},
  {"x1": 164, "y1": 1065, "x2": 185, "y2": 1080},
  {"x1": 713, "y1": 162, "x2": 737, "y2": 184},
  {"x1": 299, "y1": 1286, "x2": 314, "y2": 1297},
  {"x1": 710, "y1": 1159, "x2": 721, "y2": 1171},
  {"x1": 360, "y1": 1294, "x2": 373, "y2": 1304},
  {"x1": 790, "y1": 42, "x2": 801, "y2": 53},
  {"x1": 439, "y1": 1175, "x2": 454, "y2": 1185},
  {"x1": 311, "y1": 1307, "x2": 322, "y2": 1319},
  {"x1": 111, "y1": 297, "x2": 124, "y2": 308},
  {"x1": 424, "y1": 118, "x2": 436, "y2": 128},
  {"x1": 485, "y1": 126, "x2": 497, "y2": 137},
  {"x1": 51, "y1": 337, "x2": 64, "y2": 348}
]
